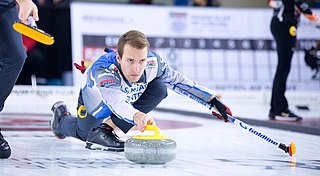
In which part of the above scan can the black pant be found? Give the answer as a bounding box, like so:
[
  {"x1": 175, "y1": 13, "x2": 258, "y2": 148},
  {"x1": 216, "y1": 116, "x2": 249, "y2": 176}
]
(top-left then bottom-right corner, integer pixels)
[
  {"x1": 270, "y1": 17, "x2": 297, "y2": 114},
  {"x1": 0, "y1": 7, "x2": 26, "y2": 112},
  {"x1": 58, "y1": 78, "x2": 168, "y2": 141}
]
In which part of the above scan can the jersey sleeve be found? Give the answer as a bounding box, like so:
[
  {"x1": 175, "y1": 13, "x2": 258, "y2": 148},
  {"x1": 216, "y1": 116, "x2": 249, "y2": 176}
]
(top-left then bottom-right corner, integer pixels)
[{"x1": 154, "y1": 52, "x2": 215, "y2": 110}]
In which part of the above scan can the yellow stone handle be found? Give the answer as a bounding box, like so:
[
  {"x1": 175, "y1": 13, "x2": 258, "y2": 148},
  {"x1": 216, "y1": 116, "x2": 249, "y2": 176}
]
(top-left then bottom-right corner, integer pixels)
[
  {"x1": 133, "y1": 125, "x2": 168, "y2": 140},
  {"x1": 145, "y1": 125, "x2": 161, "y2": 138}
]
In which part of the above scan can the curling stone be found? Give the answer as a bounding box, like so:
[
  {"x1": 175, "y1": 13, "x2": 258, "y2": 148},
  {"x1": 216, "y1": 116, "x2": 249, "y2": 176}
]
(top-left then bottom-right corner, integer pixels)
[{"x1": 124, "y1": 125, "x2": 177, "y2": 164}]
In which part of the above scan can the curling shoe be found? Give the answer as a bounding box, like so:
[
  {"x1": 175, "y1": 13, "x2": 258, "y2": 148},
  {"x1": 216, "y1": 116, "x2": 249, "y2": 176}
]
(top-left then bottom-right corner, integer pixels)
[
  {"x1": 269, "y1": 110, "x2": 302, "y2": 122},
  {"x1": 85, "y1": 124, "x2": 125, "y2": 152},
  {"x1": 50, "y1": 101, "x2": 70, "y2": 139},
  {"x1": 0, "y1": 129, "x2": 11, "y2": 159}
]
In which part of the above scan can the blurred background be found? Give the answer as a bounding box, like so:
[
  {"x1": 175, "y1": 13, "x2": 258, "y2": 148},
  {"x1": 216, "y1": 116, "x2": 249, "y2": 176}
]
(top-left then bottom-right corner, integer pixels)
[
  {"x1": 15, "y1": 0, "x2": 320, "y2": 86},
  {"x1": 11, "y1": 0, "x2": 320, "y2": 122}
]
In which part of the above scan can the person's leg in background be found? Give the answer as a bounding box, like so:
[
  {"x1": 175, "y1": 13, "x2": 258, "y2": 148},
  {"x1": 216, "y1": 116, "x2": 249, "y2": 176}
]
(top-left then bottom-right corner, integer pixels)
[
  {"x1": 0, "y1": 6, "x2": 27, "y2": 159},
  {"x1": 269, "y1": 18, "x2": 301, "y2": 121}
]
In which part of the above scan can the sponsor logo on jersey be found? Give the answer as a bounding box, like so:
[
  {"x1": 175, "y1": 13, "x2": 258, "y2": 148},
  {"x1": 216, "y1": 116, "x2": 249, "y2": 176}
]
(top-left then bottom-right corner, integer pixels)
[
  {"x1": 100, "y1": 79, "x2": 116, "y2": 87},
  {"x1": 122, "y1": 84, "x2": 147, "y2": 94},
  {"x1": 121, "y1": 83, "x2": 148, "y2": 102},
  {"x1": 147, "y1": 60, "x2": 156, "y2": 67}
]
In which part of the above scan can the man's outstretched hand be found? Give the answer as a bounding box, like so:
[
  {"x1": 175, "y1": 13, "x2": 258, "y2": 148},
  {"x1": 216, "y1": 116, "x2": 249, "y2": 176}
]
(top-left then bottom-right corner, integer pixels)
[
  {"x1": 133, "y1": 112, "x2": 156, "y2": 132},
  {"x1": 209, "y1": 97, "x2": 232, "y2": 122}
]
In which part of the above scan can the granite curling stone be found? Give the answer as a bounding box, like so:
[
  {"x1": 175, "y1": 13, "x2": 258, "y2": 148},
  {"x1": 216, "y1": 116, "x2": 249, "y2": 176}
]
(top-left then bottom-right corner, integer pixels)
[{"x1": 124, "y1": 125, "x2": 177, "y2": 164}]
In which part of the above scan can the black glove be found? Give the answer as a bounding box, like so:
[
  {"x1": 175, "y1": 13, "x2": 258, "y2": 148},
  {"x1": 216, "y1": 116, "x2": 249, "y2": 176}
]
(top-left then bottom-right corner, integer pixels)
[{"x1": 209, "y1": 97, "x2": 232, "y2": 122}]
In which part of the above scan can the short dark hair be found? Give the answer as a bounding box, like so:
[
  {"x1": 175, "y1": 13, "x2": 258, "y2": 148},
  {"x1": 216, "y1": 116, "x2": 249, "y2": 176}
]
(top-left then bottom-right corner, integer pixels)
[{"x1": 117, "y1": 30, "x2": 150, "y2": 57}]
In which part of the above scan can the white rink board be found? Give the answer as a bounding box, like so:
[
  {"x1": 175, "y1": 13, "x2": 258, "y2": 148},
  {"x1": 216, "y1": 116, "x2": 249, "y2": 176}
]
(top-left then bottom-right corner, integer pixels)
[
  {"x1": 3, "y1": 86, "x2": 320, "y2": 116},
  {"x1": 71, "y1": 2, "x2": 320, "y2": 92},
  {"x1": 2, "y1": 85, "x2": 320, "y2": 144}
]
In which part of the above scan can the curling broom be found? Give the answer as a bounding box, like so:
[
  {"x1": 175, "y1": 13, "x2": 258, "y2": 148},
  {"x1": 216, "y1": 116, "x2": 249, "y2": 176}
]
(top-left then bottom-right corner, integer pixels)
[{"x1": 13, "y1": 16, "x2": 54, "y2": 45}]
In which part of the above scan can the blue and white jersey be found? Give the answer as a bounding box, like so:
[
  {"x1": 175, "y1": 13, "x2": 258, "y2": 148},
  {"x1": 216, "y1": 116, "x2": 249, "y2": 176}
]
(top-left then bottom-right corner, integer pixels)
[{"x1": 81, "y1": 49, "x2": 215, "y2": 124}]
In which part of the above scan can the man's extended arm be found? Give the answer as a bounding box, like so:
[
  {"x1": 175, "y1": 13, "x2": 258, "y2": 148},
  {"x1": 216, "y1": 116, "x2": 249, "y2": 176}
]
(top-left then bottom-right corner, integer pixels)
[{"x1": 154, "y1": 51, "x2": 232, "y2": 122}]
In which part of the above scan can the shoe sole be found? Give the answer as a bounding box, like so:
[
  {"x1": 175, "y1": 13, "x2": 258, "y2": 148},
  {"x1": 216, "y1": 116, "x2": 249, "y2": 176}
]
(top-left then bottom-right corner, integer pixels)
[
  {"x1": 85, "y1": 142, "x2": 124, "y2": 152},
  {"x1": 0, "y1": 145, "x2": 11, "y2": 159},
  {"x1": 0, "y1": 150, "x2": 11, "y2": 159},
  {"x1": 269, "y1": 116, "x2": 303, "y2": 122}
]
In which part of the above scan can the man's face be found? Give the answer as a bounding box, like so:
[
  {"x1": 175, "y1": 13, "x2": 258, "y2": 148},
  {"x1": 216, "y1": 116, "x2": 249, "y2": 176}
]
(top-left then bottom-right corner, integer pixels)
[{"x1": 116, "y1": 44, "x2": 148, "y2": 82}]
